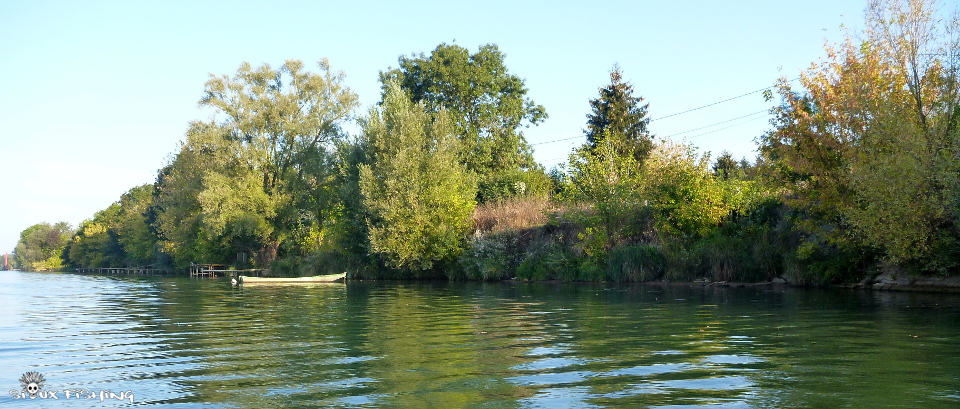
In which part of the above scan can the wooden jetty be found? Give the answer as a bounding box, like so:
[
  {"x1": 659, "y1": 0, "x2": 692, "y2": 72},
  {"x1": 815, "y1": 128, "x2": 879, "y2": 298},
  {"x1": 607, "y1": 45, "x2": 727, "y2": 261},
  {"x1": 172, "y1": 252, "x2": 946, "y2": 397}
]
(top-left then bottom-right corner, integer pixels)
[
  {"x1": 190, "y1": 263, "x2": 266, "y2": 278},
  {"x1": 76, "y1": 267, "x2": 170, "y2": 275}
]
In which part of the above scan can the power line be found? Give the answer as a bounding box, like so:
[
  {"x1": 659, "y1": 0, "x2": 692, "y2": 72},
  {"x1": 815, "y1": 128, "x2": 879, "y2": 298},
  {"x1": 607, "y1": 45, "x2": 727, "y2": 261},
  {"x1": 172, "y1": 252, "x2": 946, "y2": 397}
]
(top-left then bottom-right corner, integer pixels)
[
  {"x1": 527, "y1": 77, "x2": 797, "y2": 147},
  {"x1": 529, "y1": 135, "x2": 582, "y2": 146},
  {"x1": 536, "y1": 115, "x2": 768, "y2": 164},
  {"x1": 540, "y1": 156, "x2": 569, "y2": 164},
  {"x1": 663, "y1": 110, "x2": 768, "y2": 138},
  {"x1": 649, "y1": 77, "x2": 797, "y2": 122},
  {"x1": 685, "y1": 115, "x2": 769, "y2": 140},
  {"x1": 528, "y1": 109, "x2": 769, "y2": 147}
]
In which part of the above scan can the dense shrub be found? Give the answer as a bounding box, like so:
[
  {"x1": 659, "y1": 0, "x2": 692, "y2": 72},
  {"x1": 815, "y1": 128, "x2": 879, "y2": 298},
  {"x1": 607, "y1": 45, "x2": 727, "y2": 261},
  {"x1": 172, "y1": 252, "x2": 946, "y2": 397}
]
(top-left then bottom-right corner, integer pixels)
[
  {"x1": 516, "y1": 240, "x2": 579, "y2": 281},
  {"x1": 459, "y1": 233, "x2": 517, "y2": 281},
  {"x1": 606, "y1": 245, "x2": 665, "y2": 282}
]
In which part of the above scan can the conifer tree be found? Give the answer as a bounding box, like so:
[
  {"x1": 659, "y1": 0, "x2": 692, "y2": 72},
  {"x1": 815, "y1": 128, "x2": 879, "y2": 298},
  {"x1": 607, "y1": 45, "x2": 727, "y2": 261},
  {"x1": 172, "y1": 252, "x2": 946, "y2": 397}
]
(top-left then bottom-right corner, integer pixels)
[{"x1": 585, "y1": 67, "x2": 653, "y2": 162}]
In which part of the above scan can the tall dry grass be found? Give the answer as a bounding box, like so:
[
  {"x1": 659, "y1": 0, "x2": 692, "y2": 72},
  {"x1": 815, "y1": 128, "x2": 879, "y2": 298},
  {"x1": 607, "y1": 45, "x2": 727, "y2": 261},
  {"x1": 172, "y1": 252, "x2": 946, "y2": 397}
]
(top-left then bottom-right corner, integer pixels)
[{"x1": 472, "y1": 197, "x2": 551, "y2": 234}]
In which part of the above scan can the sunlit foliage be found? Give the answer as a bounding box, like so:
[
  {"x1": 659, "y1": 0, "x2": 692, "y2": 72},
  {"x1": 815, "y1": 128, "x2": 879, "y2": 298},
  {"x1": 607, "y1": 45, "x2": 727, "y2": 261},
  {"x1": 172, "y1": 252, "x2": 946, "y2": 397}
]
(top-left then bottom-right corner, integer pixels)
[
  {"x1": 762, "y1": 0, "x2": 960, "y2": 273},
  {"x1": 358, "y1": 82, "x2": 477, "y2": 274},
  {"x1": 382, "y1": 43, "x2": 548, "y2": 202},
  {"x1": 14, "y1": 221, "x2": 73, "y2": 271},
  {"x1": 155, "y1": 59, "x2": 358, "y2": 268}
]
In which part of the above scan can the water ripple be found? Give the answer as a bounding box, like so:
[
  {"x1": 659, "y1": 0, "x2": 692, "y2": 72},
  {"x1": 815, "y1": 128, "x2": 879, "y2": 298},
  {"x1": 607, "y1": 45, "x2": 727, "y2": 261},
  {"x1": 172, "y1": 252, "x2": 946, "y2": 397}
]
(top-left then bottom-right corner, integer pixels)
[{"x1": 2, "y1": 274, "x2": 960, "y2": 408}]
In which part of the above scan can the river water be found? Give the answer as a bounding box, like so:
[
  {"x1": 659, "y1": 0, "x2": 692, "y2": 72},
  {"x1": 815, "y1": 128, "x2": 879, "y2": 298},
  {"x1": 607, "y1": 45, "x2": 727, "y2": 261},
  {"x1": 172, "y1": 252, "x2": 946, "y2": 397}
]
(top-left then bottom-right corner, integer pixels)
[{"x1": 1, "y1": 271, "x2": 959, "y2": 408}]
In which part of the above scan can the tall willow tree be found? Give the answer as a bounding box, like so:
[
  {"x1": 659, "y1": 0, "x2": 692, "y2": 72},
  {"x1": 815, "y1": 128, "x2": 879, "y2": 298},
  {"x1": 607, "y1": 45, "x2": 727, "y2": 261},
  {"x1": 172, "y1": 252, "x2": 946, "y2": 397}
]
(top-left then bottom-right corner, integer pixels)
[
  {"x1": 156, "y1": 59, "x2": 358, "y2": 268},
  {"x1": 762, "y1": 0, "x2": 960, "y2": 273},
  {"x1": 381, "y1": 43, "x2": 548, "y2": 202},
  {"x1": 358, "y1": 82, "x2": 477, "y2": 275}
]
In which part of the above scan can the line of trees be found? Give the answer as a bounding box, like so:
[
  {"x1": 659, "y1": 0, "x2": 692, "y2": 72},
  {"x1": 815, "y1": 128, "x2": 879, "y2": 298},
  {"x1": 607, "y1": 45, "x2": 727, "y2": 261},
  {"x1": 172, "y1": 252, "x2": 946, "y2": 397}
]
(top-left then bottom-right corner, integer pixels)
[
  {"x1": 12, "y1": 0, "x2": 960, "y2": 284},
  {"x1": 14, "y1": 43, "x2": 552, "y2": 276}
]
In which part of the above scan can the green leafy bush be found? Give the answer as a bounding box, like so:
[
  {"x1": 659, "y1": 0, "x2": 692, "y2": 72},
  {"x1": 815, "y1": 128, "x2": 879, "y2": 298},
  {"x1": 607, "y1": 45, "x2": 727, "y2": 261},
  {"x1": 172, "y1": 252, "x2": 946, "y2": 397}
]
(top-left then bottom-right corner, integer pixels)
[{"x1": 607, "y1": 245, "x2": 665, "y2": 282}]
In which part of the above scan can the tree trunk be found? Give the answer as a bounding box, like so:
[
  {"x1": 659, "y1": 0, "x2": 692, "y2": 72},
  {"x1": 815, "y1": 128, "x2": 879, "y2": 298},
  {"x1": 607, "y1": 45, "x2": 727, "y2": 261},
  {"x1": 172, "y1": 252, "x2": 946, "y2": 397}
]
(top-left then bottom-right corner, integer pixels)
[{"x1": 255, "y1": 241, "x2": 279, "y2": 268}]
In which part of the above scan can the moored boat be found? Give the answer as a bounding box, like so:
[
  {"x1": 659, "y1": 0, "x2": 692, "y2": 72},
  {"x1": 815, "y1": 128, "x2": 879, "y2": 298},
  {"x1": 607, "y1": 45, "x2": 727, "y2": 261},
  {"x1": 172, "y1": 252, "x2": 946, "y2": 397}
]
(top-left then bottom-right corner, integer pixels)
[{"x1": 239, "y1": 272, "x2": 346, "y2": 284}]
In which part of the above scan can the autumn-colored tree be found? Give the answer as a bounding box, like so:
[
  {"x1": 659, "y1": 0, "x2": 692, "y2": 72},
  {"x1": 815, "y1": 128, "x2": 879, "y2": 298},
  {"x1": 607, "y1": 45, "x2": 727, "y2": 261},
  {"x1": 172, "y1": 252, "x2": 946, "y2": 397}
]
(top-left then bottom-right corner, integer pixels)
[{"x1": 762, "y1": 0, "x2": 960, "y2": 272}]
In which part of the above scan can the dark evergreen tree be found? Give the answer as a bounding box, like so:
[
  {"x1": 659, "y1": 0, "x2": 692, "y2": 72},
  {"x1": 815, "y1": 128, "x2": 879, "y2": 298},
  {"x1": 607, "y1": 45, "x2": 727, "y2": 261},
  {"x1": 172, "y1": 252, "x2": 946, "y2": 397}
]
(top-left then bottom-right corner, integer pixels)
[
  {"x1": 712, "y1": 151, "x2": 740, "y2": 180},
  {"x1": 585, "y1": 67, "x2": 652, "y2": 162}
]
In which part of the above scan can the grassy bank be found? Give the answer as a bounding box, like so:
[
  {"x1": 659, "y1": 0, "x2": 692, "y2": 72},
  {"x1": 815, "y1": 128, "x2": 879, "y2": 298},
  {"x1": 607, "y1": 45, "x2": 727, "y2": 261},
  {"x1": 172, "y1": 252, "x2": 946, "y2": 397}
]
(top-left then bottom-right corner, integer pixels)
[{"x1": 450, "y1": 197, "x2": 887, "y2": 286}]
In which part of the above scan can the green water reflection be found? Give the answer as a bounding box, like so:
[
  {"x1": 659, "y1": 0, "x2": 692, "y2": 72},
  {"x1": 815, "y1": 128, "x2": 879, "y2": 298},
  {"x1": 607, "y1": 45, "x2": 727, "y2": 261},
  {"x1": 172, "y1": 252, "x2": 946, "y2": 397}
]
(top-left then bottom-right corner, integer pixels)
[{"x1": 1, "y1": 273, "x2": 959, "y2": 408}]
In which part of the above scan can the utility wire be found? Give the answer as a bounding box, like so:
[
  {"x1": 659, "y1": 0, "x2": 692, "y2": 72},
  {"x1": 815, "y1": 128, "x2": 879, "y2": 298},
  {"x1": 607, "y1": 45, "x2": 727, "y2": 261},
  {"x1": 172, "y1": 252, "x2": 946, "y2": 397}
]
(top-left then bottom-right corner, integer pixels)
[
  {"x1": 530, "y1": 135, "x2": 582, "y2": 146},
  {"x1": 538, "y1": 115, "x2": 767, "y2": 164},
  {"x1": 528, "y1": 77, "x2": 796, "y2": 147},
  {"x1": 685, "y1": 115, "x2": 769, "y2": 139},
  {"x1": 529, "y1": 110, "x2": 770, "y2": 147},
  {"x1": 541, "y1": 156, "x2": 569, "y2": 164},
  {"x1": 649, "y1": 77, "x2": 798, "y2": 122},
  {"x1": 663, "y1": 110, "x2": 768, "y2": 138}
]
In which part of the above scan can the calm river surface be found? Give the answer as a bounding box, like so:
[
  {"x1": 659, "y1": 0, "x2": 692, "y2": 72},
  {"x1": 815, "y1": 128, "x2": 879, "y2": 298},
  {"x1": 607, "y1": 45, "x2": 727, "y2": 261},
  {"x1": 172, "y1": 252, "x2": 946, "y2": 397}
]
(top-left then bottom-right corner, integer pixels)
[{"x1": 1, "y1": 272, "x2": 959, "y2": 408}]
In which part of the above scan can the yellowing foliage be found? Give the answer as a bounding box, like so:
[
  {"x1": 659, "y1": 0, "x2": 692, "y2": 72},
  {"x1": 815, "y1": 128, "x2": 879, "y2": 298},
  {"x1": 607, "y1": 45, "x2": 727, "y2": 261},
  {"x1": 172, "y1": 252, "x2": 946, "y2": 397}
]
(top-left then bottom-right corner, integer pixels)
[{"x1": 762, "y1": 0, "x2": 960, "y2": 269}]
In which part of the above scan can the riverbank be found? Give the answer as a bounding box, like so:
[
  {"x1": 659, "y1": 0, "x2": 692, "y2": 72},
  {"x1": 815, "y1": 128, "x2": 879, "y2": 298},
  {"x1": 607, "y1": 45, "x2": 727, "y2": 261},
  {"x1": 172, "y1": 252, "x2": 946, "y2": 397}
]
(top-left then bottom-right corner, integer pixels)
[
  {"x1": 502, "y1": 272, "x2": 960, "y2": 294},
  {"x1": 850, "y1": 270, "x2": 960, "y2": 293},
  {"x1": 733, "y1": 275, "x2": 960, "y2": 293}
]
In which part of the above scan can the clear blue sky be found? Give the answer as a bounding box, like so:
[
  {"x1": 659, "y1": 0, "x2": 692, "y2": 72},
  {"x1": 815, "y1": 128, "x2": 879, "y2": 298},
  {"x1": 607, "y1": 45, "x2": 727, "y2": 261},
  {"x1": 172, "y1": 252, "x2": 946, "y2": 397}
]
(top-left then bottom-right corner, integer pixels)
[{"x1": 0, "y1": 0, "x2": 871, "y2": 254}]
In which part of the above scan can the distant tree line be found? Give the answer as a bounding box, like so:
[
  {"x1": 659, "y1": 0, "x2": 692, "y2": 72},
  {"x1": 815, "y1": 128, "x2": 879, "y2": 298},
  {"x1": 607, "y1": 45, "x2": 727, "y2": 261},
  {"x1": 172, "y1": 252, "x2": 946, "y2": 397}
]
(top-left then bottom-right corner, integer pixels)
[{"x1": 13, "y1": 0, "x2": 960, "y2": 284}]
